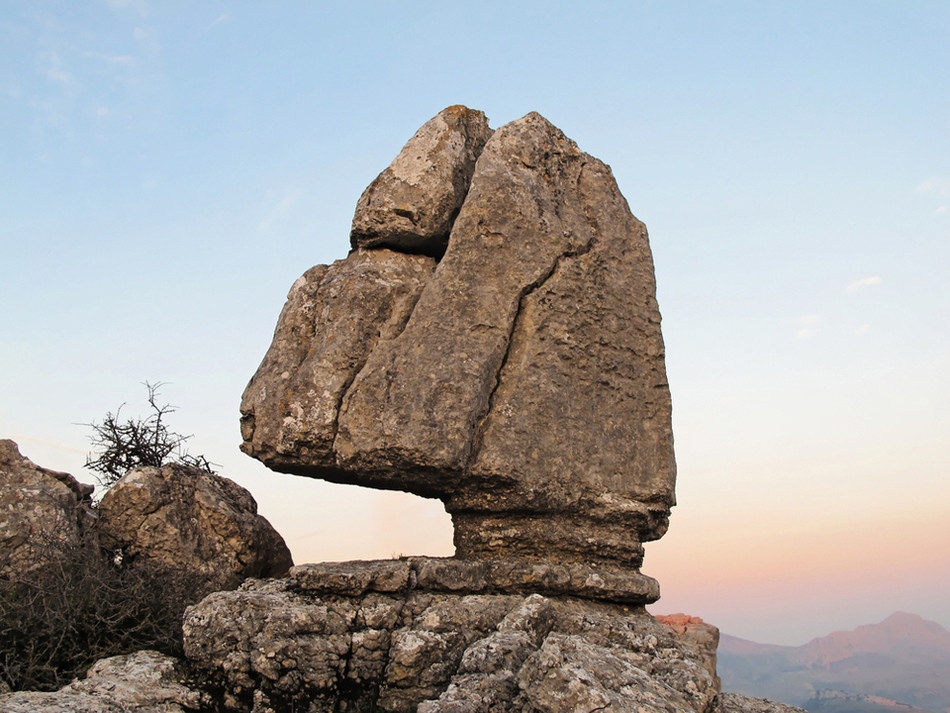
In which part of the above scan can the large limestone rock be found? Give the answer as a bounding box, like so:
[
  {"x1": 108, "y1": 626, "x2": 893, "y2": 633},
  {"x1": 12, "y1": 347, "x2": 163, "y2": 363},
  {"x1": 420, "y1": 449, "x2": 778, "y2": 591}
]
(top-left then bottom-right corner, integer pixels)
[
  {"x1": 350, "y1": 105, "x2": 493, "y2": 257},
  {"x1": 241, "y1": 107, "x2": 675, "y2": 571},
  {"x1": 0, "y1": 439, "x2": 94, "y2": 578},
  {"x1": 656, "y1": 613, "x2": 722, "y2": 691},
  {"x1": 97, "y1": 463, "x2": 293, "y2": 597},
  {"x1": 182, "y1": 561, "x2": 720, "y2": 713}
]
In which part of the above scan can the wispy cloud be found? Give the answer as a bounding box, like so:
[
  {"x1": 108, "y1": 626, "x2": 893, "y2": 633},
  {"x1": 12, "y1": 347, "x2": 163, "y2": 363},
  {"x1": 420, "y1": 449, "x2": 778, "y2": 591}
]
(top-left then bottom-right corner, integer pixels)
[
  {"x1": 916, "y1": 178, "x2": 950, "y2": 197},
  {"x1": 43, "y1": 51, "x2": 72, "y2": 84},
  {"x1": 211, "y1": 12, "x2": 231, "y2": 26},
  {"x1": 846, "y1": 276, "x2": 881, "y2": 294},
  {"x1": 855, "y1": 324, "x2": 871, "y2": 335},
  {"x1": 796, "y1": 314, "x2": 821, "y2": 340},
  {"x1": 84, "y1": 50, "x2": 136, "y2": 67},
  {"x1": 105, "y1": 0, "x2": 149, "y2": 16},
  {"x1": 259, "y1": 189, "x2": 304, "y2": 232}
]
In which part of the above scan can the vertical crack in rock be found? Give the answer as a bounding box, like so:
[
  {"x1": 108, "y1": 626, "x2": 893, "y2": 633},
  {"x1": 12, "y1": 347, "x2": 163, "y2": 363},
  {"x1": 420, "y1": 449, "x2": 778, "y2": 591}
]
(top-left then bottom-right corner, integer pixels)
[
  {"x1": 467, "y1": 235, "x2": 598, "y2": 472},
  {"x1": 330, "y1": 275, "x2": 430, "y2": 453},
  {"x1": 240, "y1": 251, "x2": 435, "y2": 476},
  {"x1": 242, "y1": 106, "x2": 675, "y2": 569}
]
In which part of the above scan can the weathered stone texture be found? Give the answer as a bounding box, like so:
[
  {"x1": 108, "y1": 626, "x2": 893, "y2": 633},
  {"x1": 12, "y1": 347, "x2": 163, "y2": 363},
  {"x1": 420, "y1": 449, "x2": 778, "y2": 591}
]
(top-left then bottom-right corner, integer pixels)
[
  {"x1": 288, "y1": 556, "x2": 659, "y2": 605},
  {"x1": 717, "y1": 693, "x2": 808, "y2": 713},
  {"x1": 656, "y1": 613, "x2": 722, "y2": 693},
  {"x1": 241, "y1": 107, "x2": 675, "y2": 568},
  {"x1": 0, "y1": 650, "x2": 206, "y2": 712},
  {"x1": 97, "y1": 463, "x2": 292, "y2": 597},
  {"x1": 351, "y1": 105, "x2": 493, "y2": 256},
  {"x1": 0, "y1": 439, "x2": 94, "y2": 577},
  {"x1": 182, "y1": 563, "x2": 719, "y2": 713},
  {"x1": 240, "y1": 250, "x2": 436, "y2": 476}
]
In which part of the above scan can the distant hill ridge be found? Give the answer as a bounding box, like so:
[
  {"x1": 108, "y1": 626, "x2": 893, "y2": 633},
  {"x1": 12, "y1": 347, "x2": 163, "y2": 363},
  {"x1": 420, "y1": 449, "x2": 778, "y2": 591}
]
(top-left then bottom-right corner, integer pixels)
[{"x1": 718, "y1": 612, "x2": 950, "y2": 713}]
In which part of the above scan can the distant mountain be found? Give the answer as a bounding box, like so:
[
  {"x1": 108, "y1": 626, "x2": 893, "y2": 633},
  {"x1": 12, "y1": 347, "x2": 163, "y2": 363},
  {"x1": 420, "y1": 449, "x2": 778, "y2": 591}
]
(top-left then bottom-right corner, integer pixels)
[{"x1": 718, "y1": 612, "x2": 950, "y2": 713}]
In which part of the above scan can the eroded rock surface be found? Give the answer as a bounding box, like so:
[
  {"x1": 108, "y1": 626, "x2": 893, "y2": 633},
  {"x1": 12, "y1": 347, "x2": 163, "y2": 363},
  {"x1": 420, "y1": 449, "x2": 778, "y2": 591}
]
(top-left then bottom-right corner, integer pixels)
[
  {"x1": 718, "y1": 693, "x2": 808, "y2": 713},
  {"x1": 97, "y1": 463, "x2": 293, "y2": 598},
  {"x1": 183, "y1": 561, "x2": 719, "y2": 713},
  {"x1": 0, "y1": 650, "x2": 206, "y2": 712},
  {"x1": 241, "y1": 107, "x2": 675, "y2": 569},
  {"x1": 240, "y1": 250, "x2": 436, "y2": 476},
  {"x1": 0, "y1": 439, "x2": 94, "y2": 577},
  {"x1": 657, "y1": 613, "x2": 722, "y2": 692}
]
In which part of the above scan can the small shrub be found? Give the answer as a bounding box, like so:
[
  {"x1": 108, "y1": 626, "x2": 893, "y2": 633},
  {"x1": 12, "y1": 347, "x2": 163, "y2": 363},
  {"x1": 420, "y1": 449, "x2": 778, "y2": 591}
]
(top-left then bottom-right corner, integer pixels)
[
  {"x1": 83, "y1": 381, "x2": 214, "y2": 490},
  {"x1": 0, "y1": 532, "x2": 195, "y2": 692}
]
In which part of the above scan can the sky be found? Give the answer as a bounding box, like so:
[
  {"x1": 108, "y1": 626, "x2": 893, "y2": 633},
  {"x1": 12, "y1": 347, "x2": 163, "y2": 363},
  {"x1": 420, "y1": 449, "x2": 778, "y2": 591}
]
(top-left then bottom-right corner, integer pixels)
[{"x1": 1, "y1": 1, "x2": 948, "y2": 646}]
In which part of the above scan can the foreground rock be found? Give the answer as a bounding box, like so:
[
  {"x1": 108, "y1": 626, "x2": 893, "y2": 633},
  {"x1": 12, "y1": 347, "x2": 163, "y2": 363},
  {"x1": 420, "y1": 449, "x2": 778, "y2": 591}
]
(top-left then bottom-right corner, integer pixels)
[
  {"x1": 97, "y1": 463, "x2": 293, "y2": 598},
  {"x1": 182, "y1": 561, "x2": 717, "y2": 713},
  {"x1": 657, "y1": 613, "x2": 722, "y2": 691},
  {"x1": 718, "y1": 693, "x2": 807, "y2": 713},
  {"x1": 241, "y1": 107, "x2": 675, "y2": 570},
  {"x1": 0, "y1": 439, "x2": 94, "y2": 577},
  {"x1": 0, "y1": 650, "x2": 206, "y2": 712}
]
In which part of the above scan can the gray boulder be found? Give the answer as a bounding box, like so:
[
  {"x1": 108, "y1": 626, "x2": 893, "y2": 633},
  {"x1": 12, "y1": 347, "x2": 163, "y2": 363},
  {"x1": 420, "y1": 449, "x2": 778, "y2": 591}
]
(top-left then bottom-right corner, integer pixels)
[
  {"x1": 718, "y1": 693, "x2": 808, "y2": 713},
  {"x1": 97, "y1": 463, "x2": 293, "y2": 598},
  {"x1": 240, "y1": 249, "x2": 436, "y2": 475},
  {"x1": 350, "y1": 105, "x2": 493, "y2": 256},
  {"x1": 0, "y1": 439, "x2": 94, "y2": 578},
  {"x1": 182, "y1": 561, "x2": 720, "y2": 713}
]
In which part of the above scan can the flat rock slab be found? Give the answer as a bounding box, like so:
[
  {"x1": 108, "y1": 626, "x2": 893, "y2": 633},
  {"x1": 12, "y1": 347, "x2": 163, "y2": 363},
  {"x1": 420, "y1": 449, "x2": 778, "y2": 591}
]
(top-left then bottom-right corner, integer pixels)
[
  {"x1": 289, "y1": 556, "x2": 660, "y2": 605},
  {"x1": 241, "y1": 107, "x2": 675, "y2": 568}
]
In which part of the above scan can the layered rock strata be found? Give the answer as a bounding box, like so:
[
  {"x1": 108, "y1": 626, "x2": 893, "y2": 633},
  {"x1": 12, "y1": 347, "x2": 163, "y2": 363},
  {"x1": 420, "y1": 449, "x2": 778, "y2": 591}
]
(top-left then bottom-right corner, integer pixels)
[
  {"x1": 182, "y1": 561, "x2": 719, "y2": 713},
  {"x1": 241, "y1": 107, "x2": 675, "y2": 571}
]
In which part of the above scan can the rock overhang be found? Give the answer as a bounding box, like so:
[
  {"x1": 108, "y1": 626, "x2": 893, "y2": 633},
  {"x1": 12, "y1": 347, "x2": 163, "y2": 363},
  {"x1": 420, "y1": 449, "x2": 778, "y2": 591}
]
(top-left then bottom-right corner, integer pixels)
[{"x1": 240, "y1": 105, "x2": 675, "y2": 572}]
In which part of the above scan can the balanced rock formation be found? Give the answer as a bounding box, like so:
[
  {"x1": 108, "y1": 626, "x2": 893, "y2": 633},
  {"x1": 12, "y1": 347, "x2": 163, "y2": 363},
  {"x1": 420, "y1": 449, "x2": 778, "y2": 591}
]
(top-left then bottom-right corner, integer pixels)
[
  {"x1": 0, "y1": 439, "x2": 94, "y2": 577},
  {"x1": 97, "y1": 463, "x2": 293, "y2": 598},
  {"x1": 241, "y1": 107, "x2": 675, "y2": 575}
]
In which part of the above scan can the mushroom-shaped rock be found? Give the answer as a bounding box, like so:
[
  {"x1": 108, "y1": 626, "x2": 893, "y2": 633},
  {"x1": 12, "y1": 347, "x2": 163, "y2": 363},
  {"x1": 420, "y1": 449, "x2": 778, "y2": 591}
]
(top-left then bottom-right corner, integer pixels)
[{"x1": 241, "y1": 107, "x2": 675, "y2": 571}]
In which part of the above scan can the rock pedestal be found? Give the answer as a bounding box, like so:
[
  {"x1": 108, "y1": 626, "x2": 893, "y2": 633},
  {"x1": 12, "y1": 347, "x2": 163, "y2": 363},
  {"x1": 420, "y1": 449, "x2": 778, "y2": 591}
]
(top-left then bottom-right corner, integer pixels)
[
  {"x1": 241, "y1": 107, "x2": 675, "y2": 574},
  {"x1": 181, "y1": 561, "x2": 719, "y2": 713}
]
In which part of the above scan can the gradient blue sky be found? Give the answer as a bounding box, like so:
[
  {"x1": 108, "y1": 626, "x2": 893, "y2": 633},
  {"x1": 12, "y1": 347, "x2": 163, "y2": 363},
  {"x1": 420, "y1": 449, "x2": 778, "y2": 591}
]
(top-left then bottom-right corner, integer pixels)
[{"x1": 2, "y1": 1, "x2": 948, "y2": 645}]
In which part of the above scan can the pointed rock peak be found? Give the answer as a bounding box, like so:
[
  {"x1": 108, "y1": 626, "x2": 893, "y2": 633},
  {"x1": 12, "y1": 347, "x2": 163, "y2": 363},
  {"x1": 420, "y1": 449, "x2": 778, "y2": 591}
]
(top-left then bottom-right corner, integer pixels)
[{"x1": 350, "y1": 105, "x2": 493, "y2": 258}]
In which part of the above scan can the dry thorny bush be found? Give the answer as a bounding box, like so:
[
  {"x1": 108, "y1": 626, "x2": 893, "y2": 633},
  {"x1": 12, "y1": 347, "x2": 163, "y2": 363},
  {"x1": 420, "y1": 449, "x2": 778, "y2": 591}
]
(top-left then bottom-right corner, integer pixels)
[
  {"x1": 83, "y1": 381, "x2": 215, "y2": 491},
  {"x1": 0, "y1": 531, "x2": 199, "y2": 693}
]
